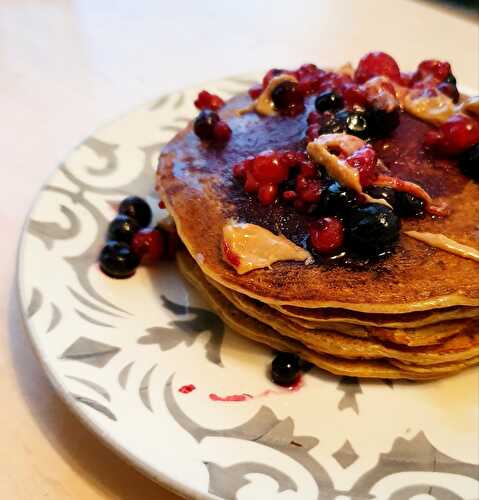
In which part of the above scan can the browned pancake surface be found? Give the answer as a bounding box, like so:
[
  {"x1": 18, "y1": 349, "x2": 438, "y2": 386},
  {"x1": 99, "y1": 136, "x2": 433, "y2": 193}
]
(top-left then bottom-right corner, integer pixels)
[{"x1": 157, "y1": 94, "x2": 479, "y2": 311}]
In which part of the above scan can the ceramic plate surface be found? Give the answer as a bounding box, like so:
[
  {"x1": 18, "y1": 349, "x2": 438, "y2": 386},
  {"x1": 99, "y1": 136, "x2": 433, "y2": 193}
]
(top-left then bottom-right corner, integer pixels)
[{"x1": 18, "y1": 75, "x2": 479, "y2": 500}]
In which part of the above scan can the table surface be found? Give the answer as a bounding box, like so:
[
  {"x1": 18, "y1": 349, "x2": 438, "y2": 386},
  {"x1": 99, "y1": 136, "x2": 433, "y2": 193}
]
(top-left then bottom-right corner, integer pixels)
[{"x1": 1, "y1": 1, "x2": 478, "y2": 499}]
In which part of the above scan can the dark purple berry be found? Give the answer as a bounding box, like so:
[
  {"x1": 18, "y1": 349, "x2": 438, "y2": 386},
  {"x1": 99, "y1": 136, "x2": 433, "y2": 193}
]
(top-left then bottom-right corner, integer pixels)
[
  {"x1": 107, "y1": 215, "x2": 140, "y2": 244},
  {"x1": 315, "y1": 91, "x2": 343, "y2": 112},
  {"x1": 99, "y1": 241, "x2": 140, "y2": 279},
  {"x1": 271, "y1": 352, "x2": 301, "y2": 386},
  {"x1": 459, "y1": 143, "x2": 479, "y2": 180},
  {"x1": 395, "y1": 192, "x2": 425, "y2": 217},
  {"x1": 119, "y1": 196, "x2": 152, "y2": 228},
  {"x1": 193, "y1": 110, "x2": 220, "y2": 140},
  {"x1": 271, "y1": 81, "x2": 304, "y2": 116}
]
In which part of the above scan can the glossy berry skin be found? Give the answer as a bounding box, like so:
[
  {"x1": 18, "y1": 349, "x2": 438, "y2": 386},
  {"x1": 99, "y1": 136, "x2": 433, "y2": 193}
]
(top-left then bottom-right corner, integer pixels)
[
  {"x1": 193, "y1": 110, "x2": 220, "y2": 141},
  {"x1": 271, "y1": 352, "x2": 301, "y2": 386},
  {"x1": 424, "y1": 115, "x2": 479, "y2": 156},
  {"x1": 213, "y1": 120, "x2": 232, "y2": 142},
  {"x1": 319, "y1": 182, "x2": 358, "y2": 215},
  {"x1": 106, "y1": 215, "x2": 140, "y2": 244},
  {"x1": 458, "y1": 144, "x2": 479, "y2": 180},
  {"x1": 367, "y1": 106, "x2": 400, "y2": 137},
  {"x1": 345, "y1": 205, "x2": 400, "y2": 256},
  {"x1": 271, "y1": 81, "x2": 304, "y2": 116},
  {"x1": 345, "y1": 145, "x2": 377, "y2": 186},
  {"x1": 355, "y1": 51, "x2": 401, "y2": 84},
  {"x1": 309, "y1": 217, "x2": 344, "y2": 254},
  {"x1": 118, "y1": 196, "x2": 152, "y2": 228},
  {"x1": 336, "y1": 110, "x2": 370, "y2": 139},
  {"x1": 413, "y1": 60, "x2": 451, "y2": 84},
  {"x1": 395, "y1": 192, "x2": 425, "y2": 217},
  {"x1": 315, "y1": 91, "x2": 343, "y2": 112},
  {"x1": 364, "y1": 186, "x2": 397, "y2": 208},
  {"x1": 99, "y1": 241, "x2": 140, "y2": 279},
  {"x1": 194, "y1": 90, "x2": 224, "y2": 111},
  {"x1": 132, "y1": 228, "x2": 165, "y2": 262}
]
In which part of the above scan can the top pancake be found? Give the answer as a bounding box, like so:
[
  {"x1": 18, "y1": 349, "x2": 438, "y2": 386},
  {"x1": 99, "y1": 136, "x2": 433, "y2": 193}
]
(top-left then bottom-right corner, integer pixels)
[{"x1": 157, "y1": 93, "x2": 479, "y2": 313}]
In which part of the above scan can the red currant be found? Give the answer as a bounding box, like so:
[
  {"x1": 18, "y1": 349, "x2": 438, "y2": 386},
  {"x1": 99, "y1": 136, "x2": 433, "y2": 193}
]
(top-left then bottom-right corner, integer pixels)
[
  {"x1": 345, "y1": 145, "x2": 377, "y2": 186},
  {"x1": 258, "y1": 183, "x2": 278, "y2": 205},
  {"x1": 248, "y1": 84, "x2": 263, "y2": 99},
  {"x1": 132, "y1": 228, "x2": 165, "y2": 262},
  {"x1": 425, "y1": 115, "x2": 479, "y2": 156},
  {"x1": 251, "y1": 154, "x2": 289, "y2": 184},
  {"x1": 309, "y1": 217, "x2": 344, "y2": 254},
  {"x1": 194, "y1": 90, "x2": 225, "y2": 111},
  {"x1": 355, "y1": 51, "x2": 401, "y2": 84},
  {"x1": 213, "y1": 120, "x2": 232, "y2": 142},
  {"x1": 413, "y1": 60, "x2": 451, "y2": 84}
]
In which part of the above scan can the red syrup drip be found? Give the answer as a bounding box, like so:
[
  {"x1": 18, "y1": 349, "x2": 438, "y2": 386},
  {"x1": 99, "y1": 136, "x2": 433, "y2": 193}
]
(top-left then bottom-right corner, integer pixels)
[
  {"x1": 178, "y1": 384, "x2": 196, "y2": 394},
  {"x1": 209, "y1": 374, "x2": 304, "y2": 403}
]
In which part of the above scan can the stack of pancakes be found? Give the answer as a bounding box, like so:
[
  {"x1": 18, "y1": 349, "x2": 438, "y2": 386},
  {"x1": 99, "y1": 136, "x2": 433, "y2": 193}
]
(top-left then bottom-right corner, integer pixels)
[{"x1": 157, "y1": 92, "x2": 479, "y2": 380}]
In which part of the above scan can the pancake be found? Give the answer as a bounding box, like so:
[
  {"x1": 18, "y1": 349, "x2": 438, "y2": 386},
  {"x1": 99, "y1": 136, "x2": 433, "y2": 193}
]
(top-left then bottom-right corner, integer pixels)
[
  {"x1": 178, "y1": 251, "x2": 479, "y2": 365},
  {"x1": 275, "y1": 304, "x2": 479, "y2": 328},
  {"x1": 157, "y1": 93, "x2": 479, "y2": 313},
  {"x1": 176, "y1": 251, "x2": 473, "y2": 380},
  {"x1": 212, "y1": 283, "x2": 474, "y2": 348}
]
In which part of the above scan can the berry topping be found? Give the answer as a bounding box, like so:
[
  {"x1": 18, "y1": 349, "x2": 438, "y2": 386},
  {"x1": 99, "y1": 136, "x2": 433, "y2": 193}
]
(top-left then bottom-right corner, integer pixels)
[
  {"x1": 309, "y1": 216, "x2": 344, "y2": 254},
  {"x1": 107, "y1": 215, "x2": 140, "y2": 244},
  {"x1": 315, "y1": 91, "x2": 344, "y2": 113},
  {"x1": 271, "y1": 352, "x2": 301, "y2": 386},
  {"x1": 345, "y1": 145, "x2": 377, "y2": 186},
  {"x1": 413, "y1": 60, "x2": 452, "y2": 84},
  {"x1": 132, "y1": 228, "x2": 165, "y2": 262},
  {"x1": 345, "y1": 205, "x2": 400, "y2": 255},
  {"x1": 364, "y1": 186, "x2": 397, "y2": 208},
  {"x1": 99, "y1": 241, "x2": 140, "y2": 279},
  {"x1": 458, "y1": 143, "x2": 479, "y2": 180},
  {"x1": 248, "y1": 84, "x2": 263, "y2": 100},
  {"x1": 437, "y1": 81, "x2": 460, "y2": 104},
  {"x1": 262, "y1": 68, "x2": 286, "y2": 88},
  {"x1": 395, "y1": 192, "x2": 425, "y2": 217},
  {"x1": 213, "y1": 120, "x2": 232, "y2": 142},
  {"x1": 271, "y1": 81, "x2": 305, "y2": 116},
  {"x1": 367, "y1": 106, "x2": 400, "y2": 137},
  {"x1": 233, "y1": 151, "x2": 309, "y2": 206},
  {"x1": 355, "y1": 51, "x2": 401, "y2": 84},
  {"x1": 424, "y1": 114, "x2": 479, "y2": 156},
  {"x1": 340, "y1": 82, "x2": 368, "y2": 108},
  {"x1": 193, "y1": 110, "x2": 231, "y2": 143},
  {"x1": 336, "y1": 109, "x2": 370, "y2": 139},
  {"x1": 193, "y1": 110, "x2": 219, "y2": 140},
  {"x1": 194, "y1": 90, "x2": 225, "y2": 111},
  {"x1": 318, "y1": 181, "x2": 359, "y2": 215},
  {"x1": 118, "y1": 196, "x2": 152, "y2": 228}
]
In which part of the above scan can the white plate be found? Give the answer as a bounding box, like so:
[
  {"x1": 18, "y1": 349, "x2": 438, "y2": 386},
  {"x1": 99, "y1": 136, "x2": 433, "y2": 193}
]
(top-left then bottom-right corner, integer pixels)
[{"x1": 18, "y1": 75, "x2": 479, "y2": 500}]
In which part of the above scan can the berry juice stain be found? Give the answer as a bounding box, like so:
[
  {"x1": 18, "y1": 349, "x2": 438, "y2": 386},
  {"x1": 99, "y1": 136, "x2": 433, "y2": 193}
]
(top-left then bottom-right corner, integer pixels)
[{"x1": 178, "y1": 384, "x2": 196, "y2": 394}]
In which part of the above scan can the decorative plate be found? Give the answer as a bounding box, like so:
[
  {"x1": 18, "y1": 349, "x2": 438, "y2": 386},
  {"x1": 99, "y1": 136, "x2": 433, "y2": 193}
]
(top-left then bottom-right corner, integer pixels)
[{"x1": 18, "y1": 75, "x2": 479, "y2": 500}]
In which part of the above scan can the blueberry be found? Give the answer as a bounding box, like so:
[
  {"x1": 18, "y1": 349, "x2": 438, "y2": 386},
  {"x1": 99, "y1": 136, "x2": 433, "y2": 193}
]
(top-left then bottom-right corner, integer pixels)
[
  {"x1": 193, "y1": 110, "x2": 219, "y2": 140},
  {"x1": 367, "y1": 106, "x2": 400, "y2": 137},
  {"x1": 315, "y1": 91, "x2": 344, "y2": 113},
  {"x1": 336, "y1": 110, "x2": 370, "y2": 139},
  {"x1": 345, "y1": 205, "x2": 400, "y2": 255},
  {"x1": 364, "y1": 186, "x2": 397, "y2": 208},
  {"x1": 271, "y1": 352, "x2": 301, "y2": 386},
  {"x1": 107, "y1": 215, "x2": 140, "y2": 244},
  {"x1": 119, "y1": 196, "x2": 152, "y2": 228},
  {"x1": 395, "y1": 192, "x2": 425, "y2": 217},
  {"x1": 318, "y1": 114, "x2": 345, "y2": 134},
  {"x1": 443, "y1": 73, "x2": 457, "y2": 86},
  {"x1": 99, "y1": 241, "x2": 140, "y2": 279},
  {"x1": 318, "y1": 182, "x2": 359, "y2": 215},
  {"x1": 271, "y1": 81, "x2": 304, "y2": 116},
  {"x1": 459, "y1": 144, "x2": 479, "y2": 180}
]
